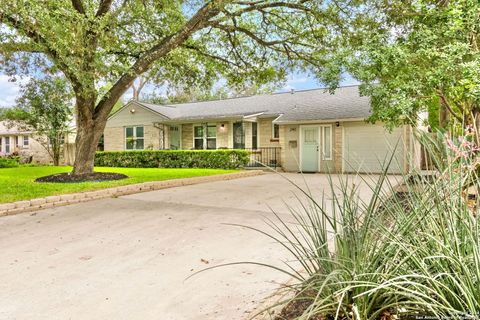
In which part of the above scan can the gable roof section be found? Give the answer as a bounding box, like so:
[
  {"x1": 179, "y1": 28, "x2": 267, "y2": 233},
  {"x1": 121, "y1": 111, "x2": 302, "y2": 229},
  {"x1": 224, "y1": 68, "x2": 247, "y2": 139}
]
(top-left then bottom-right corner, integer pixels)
[
  {"x1": 0, "y1": 121, "x2": 32, "y2": 135},
  {"x1": 108, "y1": 100, "x2": 176, "y2": 121},
  {"x1": 115, "y1": 85, "x2": 371, "y2": 123}
]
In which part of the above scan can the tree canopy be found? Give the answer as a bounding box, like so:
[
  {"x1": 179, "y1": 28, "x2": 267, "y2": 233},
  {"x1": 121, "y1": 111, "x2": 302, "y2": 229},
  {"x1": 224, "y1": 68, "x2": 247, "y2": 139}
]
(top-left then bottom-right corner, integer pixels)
[
  {"x1": 324, "y1": 0, "x2": 480, "y2": 130},
  {"x1": 0, "y1": 76, "x2": 73, "y2": 165},
  {"x1": 0, "y1": 0, "x2": 339, "y2": 174}
]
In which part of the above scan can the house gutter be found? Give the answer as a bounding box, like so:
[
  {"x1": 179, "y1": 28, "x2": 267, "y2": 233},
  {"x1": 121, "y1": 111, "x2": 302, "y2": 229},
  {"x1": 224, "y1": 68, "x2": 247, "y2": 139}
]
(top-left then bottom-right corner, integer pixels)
[{"x1": 273, "y1": 117, "x2": 366, "y2": 125}]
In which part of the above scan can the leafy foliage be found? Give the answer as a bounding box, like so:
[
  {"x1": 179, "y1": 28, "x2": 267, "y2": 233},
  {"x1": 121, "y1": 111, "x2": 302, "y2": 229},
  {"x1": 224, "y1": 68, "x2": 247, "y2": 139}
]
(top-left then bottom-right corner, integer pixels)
[
  {"x1": 94, "y1": 149, "x2": 250, "y2": 169},
  {"x1": 259, "y1": 134, "x2": 480, "y2": 319},
  {"x1": 0, "y1": 0, "x2": 339, "y2": 174},
  {"x1": 318, "y1": 0, "x2": 480, "y2": 130},
  {"x1": 0, "y1": 156, "x2": 19, "y2": 168},
  {"x1": 2, "y1": 76, "x2": 73, "y2": 165}
]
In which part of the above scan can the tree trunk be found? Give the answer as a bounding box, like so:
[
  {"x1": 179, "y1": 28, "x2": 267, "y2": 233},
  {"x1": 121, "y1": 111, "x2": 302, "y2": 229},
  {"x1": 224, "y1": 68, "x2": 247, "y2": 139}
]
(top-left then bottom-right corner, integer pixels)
[
  {"x1": 473, "y1": 108, "x2": 480, "y2": 144},
  {"x1": 439, "y1": 100, "x2": 449, "y2": 129},
  {"x1": 53, "y1": 147, "x2": 60, "y2": 166},
  {"x1": 72, "y1": 99, "x2": 106, "y2": 175}
]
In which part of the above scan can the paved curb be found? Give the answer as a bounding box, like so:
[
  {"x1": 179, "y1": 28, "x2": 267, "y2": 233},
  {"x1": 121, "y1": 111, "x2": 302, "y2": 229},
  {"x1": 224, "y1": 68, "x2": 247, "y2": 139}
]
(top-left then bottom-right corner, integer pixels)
[{"x1": 0, "y1": 170, "x2": 264, "y2": 217}]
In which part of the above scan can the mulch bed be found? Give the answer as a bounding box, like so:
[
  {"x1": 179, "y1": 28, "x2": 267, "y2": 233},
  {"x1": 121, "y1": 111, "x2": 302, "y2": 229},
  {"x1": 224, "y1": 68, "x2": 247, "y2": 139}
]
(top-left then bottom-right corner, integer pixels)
[
  {"x1": 35, "y1": 172, "x2": 128, "y2": 183},
  {"x1": 275, "y1": 298, "x2": 322, "y2": 320}
]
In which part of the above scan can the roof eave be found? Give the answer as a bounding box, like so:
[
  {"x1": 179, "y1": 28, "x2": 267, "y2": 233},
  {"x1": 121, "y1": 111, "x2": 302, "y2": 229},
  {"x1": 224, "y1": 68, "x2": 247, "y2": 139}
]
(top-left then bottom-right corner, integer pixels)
[
  {"x1": 108, "y1": 100, "x2": 172, "y2": 121},
  {"x1": 273, "y1": 117, "x2": 367, "y2": 125}
]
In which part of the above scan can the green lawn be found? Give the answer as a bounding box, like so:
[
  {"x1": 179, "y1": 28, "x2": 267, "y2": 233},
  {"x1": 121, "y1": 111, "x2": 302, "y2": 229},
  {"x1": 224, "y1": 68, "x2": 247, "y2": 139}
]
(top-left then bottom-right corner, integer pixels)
[{"x1": 0, "y1": 166, "x2": 237, "y2": 203}]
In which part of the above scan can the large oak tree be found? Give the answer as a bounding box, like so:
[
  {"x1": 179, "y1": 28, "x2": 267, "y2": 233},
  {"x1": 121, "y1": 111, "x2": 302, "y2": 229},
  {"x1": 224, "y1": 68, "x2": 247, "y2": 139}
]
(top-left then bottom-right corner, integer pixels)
[{"x1": 0, "y1": 0, "x2": 337, "y2": 174}]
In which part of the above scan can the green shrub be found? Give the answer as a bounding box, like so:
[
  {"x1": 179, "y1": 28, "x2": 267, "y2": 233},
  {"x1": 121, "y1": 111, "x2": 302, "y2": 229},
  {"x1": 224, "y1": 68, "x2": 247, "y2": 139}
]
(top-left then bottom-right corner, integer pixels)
[
  {"x1": 0, "y1": 157, "x2": 19, "y2": 168},
  {"x1": 94, "y1": 150, "x2": 250, "y2": 169}
]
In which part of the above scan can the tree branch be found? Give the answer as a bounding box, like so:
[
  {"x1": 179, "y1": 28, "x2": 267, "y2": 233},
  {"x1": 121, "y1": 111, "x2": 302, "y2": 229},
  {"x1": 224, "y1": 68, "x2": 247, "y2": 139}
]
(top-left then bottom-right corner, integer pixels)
[
  {"x1": 438, "y1": 90, "x2": 463, "y2": 122},
  {"x1": 182, "y1": 44, "x2": 243, "y2": 67},
  {"x1": 0, "y1": 41, "x2": 44, "y2": 53},
  {"x1": 93, "y1": 2, "x2": 222, "y2": 121},
  {"x1": 96, "y1": 0, "x2": 114, "y2": 17},
  {"x1": 0, "y1": 13, "x2": 82, "y2": 90},
  {"x1": 214, "y1": 23, "x2": 288, "y2": 46},
  {"x1": 71, "y1": 0, "x2": 86, "y2": 15}
]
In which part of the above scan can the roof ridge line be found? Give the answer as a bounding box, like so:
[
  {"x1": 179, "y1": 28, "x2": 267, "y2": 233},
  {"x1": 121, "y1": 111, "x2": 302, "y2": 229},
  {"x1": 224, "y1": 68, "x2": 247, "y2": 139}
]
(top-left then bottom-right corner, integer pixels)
[{"x1": 137, "y1": 84, "x2": 361, "y2": 107}]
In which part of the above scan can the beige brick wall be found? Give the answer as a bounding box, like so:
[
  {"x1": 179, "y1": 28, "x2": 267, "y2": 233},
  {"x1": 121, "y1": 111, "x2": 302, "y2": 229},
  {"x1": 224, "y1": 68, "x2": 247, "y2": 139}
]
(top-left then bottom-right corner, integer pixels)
[
  {"x1": 145, "y1": 125, "x2": 161, "y2": 150},
  {"x1": 104, "y1": 127, "x2": 124, "y2": 151},
  {"x1": 0, "y1": 134, "x2": 57, "y2": 164},
  {"x1": 280, "y1": 124, "x2": 300, "y2": 172},
  {"x1": 334, "y1": 124, "x2": 343, "y2": 173},
  {"x1": 244, "y1": 122, "x2": 252, "y2": 149},
  {"x1": 104, "y1": 125, "x2": 160, "y2": 151},
  {"x1": 258, "y1": 118, "x2": 280, "y2": 148},
  {"x1": 216, "y1": 123, "x2": 229, "y2": 148},
  {"x1": 182, "y1": 124, "x2": 193, "y2": 149}
]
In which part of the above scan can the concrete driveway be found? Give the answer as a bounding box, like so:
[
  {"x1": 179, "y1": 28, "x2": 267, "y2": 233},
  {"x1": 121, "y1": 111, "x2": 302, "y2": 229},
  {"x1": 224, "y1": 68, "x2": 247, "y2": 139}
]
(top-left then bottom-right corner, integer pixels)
[{"x1": 0, "y1": 173, "x2": 396, "y2": 320}]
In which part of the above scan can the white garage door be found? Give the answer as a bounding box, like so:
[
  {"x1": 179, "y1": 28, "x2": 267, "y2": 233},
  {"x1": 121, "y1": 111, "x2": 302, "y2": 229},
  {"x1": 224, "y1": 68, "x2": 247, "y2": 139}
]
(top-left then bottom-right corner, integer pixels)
[{"x1": 344, "y1": 123, "x2": 405, "y2": 174}]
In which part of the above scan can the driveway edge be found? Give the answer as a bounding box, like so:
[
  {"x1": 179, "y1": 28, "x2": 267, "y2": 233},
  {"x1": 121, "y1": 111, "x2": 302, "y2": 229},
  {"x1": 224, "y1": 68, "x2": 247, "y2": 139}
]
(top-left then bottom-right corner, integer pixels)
[{"x1": 0, "y1": 170, "x2": 264, "y2": 217}]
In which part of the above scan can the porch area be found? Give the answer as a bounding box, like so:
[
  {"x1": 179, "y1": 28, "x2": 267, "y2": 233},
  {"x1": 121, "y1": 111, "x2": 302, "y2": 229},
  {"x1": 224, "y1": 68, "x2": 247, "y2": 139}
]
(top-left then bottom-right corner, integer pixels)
[{"x1": 245, "y1": 147, "x2": 281, "y2": 169}]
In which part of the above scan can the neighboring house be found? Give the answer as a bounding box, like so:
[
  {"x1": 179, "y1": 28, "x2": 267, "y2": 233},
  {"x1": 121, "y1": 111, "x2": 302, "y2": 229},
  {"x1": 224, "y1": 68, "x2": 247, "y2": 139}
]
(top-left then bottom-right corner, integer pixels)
[
  {"x1": 0, "y1": 121, "x2": 77, "y2": 165},
  {"x1": 105, "y1": 85, "x2": 422, "y2": 174},
  {"x1": 0, "y1": 121, "x2": 51, "y2": 163}
]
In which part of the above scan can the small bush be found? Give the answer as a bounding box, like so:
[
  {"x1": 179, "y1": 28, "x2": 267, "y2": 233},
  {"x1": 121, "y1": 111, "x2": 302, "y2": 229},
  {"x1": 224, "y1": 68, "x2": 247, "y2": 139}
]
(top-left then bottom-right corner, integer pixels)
[
  {"x1": 0, "y1": 157, "x2": 19, "y2": 168},
  {"x1": 94, "y1": 150, "x2": 250, "y2": 170}
]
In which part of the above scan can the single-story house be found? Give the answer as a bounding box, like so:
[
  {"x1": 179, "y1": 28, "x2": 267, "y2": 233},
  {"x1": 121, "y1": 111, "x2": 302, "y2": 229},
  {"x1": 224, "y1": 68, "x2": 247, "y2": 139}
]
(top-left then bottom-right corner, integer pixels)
[
  {"x1": 0, "y1": 121, "x2": 76, "y2": 165},
  {"x1": 105, "y1": 85, "x2": 422, "y2": 174},
  {"x1": 0, "y1": 121, "x2": 51, "y2": 163}
]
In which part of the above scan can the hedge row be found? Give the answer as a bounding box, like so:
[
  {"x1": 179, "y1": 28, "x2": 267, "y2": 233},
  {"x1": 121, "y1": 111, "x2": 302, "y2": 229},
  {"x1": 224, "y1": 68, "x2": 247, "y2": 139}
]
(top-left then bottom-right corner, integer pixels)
[
  {"x1": 94, "y1": 150, "x2": 250, "y2": 169},
  {"x1": 0, "y1": 157, "x2": 19, "y2": 168}
]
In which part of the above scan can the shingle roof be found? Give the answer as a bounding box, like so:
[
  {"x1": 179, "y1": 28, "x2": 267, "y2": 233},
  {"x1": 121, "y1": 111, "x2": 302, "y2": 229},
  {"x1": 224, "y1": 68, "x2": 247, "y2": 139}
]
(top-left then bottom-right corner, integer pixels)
[
  {"x1": 0, "y1": 121, "x2": 31, "y2": 135},
  {"x1": 134, "y1": 85, "x2": 371, "y2": 122}
]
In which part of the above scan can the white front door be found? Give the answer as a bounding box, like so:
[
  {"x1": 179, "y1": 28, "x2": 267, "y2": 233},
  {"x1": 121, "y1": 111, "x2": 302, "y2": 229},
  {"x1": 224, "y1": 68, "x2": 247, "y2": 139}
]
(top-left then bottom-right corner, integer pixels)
[{"x1": 301, "y1": 126, "x2": 320, "y2": 172}]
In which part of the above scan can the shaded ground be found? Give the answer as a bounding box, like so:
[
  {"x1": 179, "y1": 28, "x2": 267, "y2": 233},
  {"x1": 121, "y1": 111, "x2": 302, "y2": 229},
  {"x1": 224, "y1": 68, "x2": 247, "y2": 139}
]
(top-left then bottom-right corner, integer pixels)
[{"x1": 0, "y1": 173, "x2": 395, "y2": 320}]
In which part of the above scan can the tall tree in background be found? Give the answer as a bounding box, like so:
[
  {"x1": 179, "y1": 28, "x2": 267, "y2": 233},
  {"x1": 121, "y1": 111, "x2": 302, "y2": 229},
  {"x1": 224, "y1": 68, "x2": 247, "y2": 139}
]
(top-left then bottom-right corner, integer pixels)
[
  {"x1": 0, "y1": 1, "x2": 337, "y2": 175},
  {"x1": 131, "y1": 76, "x2": 150, "y2": 101},
  {"x1": 1, "y1": 76, "x2": 73, "y2": 165},
  {"x1": 321, "y1": 0, "x2": 480, "y2": 132}
]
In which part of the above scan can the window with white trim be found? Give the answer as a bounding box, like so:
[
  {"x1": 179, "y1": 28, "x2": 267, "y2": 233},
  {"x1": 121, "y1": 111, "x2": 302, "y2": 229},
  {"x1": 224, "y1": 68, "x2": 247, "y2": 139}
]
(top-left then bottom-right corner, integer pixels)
[
  {"x1": 194, "y1": 123, "x2": 216, "y2": 150},
  {"x1": 272, "y1": 123, "x2": 280, "y2": 139},
  {"x1": 5, "y1": 137, "x2": 10, "y2": 154},
  {"x1": 23, "y1": 135, "x2": 29, "y2": 147},
  {"x1": 322, "y1": 125, "x2": 332, "y2": 160},
  {"x1": 125, "y1": 126, "x2": 144, "y2": 150}
]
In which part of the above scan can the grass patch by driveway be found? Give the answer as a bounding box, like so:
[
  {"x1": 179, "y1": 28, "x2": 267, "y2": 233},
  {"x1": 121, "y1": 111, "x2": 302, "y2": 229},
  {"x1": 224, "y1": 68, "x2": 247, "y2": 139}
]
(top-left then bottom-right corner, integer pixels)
[{"x1": 0, "y1": 166, "x2": 236, "y2": 203}]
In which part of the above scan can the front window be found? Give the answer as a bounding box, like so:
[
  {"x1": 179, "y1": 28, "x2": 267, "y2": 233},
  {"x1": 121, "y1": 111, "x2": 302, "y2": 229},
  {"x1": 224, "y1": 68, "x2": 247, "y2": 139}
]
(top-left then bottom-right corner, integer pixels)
[
  {"x1": 322, "y1": 125, "x2": 332, "y2": 160},
  {"x1": 23, "y1": 136, "x2": 29, "y2": 147},
  {"x1": 206, "y1": 124, "x2": 216, "y2": 149},
  {"x1": 233, "y1": 122, "x2": 245, "y2": 149},
  {"x1": 125, "y1": 126, "x2": 145, "y2": 150},
  {"x1": 194, "y1": 124, "x2": 217, "y2": 150},
  {"x1": 252, "y1": 122, "x2": 258, "y2": 149},
  {"x1": 194, "y1": 125, "x2": 204, "y2": 149},
  {"x1": 272, "y1": 123, "x2": 280, "y2": 139},
  {"x1": 5, "y1": 137, "x2": 10, "y2": 153}
]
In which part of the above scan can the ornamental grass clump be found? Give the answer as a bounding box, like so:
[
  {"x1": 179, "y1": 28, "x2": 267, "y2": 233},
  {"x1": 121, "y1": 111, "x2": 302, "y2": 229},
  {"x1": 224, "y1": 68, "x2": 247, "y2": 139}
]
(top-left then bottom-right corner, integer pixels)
[{"x1": 266, "y1": 131, "x2": 480, "y2": 320}]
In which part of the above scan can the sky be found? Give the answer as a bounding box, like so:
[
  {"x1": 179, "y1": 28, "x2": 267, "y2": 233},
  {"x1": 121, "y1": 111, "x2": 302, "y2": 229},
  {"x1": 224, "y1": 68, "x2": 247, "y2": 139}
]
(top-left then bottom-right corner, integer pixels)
[{"x1": 0, "y1": 72, "x2": 359, "y2": 107}]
